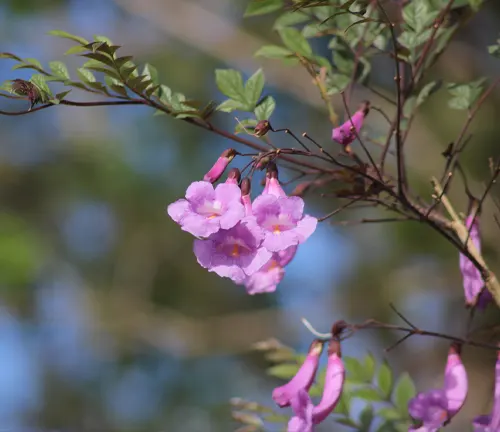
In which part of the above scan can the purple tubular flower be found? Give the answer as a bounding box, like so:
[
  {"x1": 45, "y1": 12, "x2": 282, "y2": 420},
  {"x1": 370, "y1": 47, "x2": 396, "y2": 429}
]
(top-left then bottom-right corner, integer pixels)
[
  {"x1": 203, "y1": 148, "x2": 237, "y2": 183},
  {"x1": 193, "y1": 217, "x2": 271, "y2": 283},
  {"x1": 311, "y1": 339, "x2": 345, "y2": 424},
  {"x1": 167, "y1": 181, "x2": 245, "y2": 238},
  {"x1": 272, "y1": 340, "x2": 324, "y2": 408},
  {"x1": 459, "y1": 215, "x2": 492, "y2": 309},
  {"x1": 244, "y1": 246, "x2": 297, "y2": 294},
  {"x1": 331, "y1": 101, "x2": 370, "y2": 148},
  {"x1": 252, "y1": 194, "x2": 317, "y2": 252},
  {"x1": 287, "y1": 389, "x2": 313, "y2": 432},
  {"x1": 409, "y1": 343, "x2": 468, "y2": 430},
  {"x1": 472, "y1": 350, "x2": 500, "y2": 431}
]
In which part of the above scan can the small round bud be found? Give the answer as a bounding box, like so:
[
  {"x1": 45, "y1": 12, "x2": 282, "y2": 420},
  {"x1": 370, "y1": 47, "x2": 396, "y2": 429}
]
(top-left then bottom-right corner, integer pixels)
[{"x1": 254, "y1": 120, "x2": 271, "y2": 137}]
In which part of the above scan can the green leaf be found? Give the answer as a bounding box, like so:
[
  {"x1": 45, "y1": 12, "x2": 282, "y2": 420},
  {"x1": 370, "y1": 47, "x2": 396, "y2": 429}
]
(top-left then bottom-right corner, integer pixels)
[
  {"x1": 376, "y1": 421, "x2": 402, "y2": 432},
  {"x1": 254, "y1": 95, "x2": 276, "y2": 120},
  {"x1": 77, "y1": 68, "x2": 96, "y2": 83},
  {"x1": 143, "y1": 63, "x2": 159, "y2": 84},
  {"x1": 232, "y1": 411, "x2": 264, "y2": 427},
  {"x1": 359, "y1": 405, "x2": 374, "y2": 432},
  {"x1": 377, "y1": 360, "x2": 393, "y2": 399},
  {"x1": 48, "y1": 30, "x2": 88, "y2": 45},
  {"x1": 245, "y1": 69, "x2": 265, "y2": 108},
  {"x1": 344, "y1": 356, "x2": 371, "y2": 383},
  {"x1": 55, "y1": 90, "x2": 72, "y2": 100},
  {"x1": 29, "y1": 74, "x2": 52, "y2": 99},
  {"x1": 49, "y1": 61, "x2": 70, "y2": 79},
  {"x1": 84, "y1": 66, "x2": 121, "y2": 80},
  {"x1": 266, "y1": 363, "x2": 300, "y2": 380},
  {"x1": 94, "y1": 35, "x2": 113, "y2": 45},
  {"x1": 235, "y1": 118, "x2": 258, "y2": 134},
  {"x1": 326, "y1": 73, "x2": 351, "y2": 95},
  {"x1": 335, "y1": 417, "x2": 358, "y2": 428},
  {"x1": 416, "y1": 80, "x2": 441, "y2": 106},
  {"x1": 402, "y1": 1, "x2": 437, "y2": 33},
  {"x1": 0, "y1": 52, "x2": 22, "y2": 61},
  {"x1": 351, "y1": 387, "x2": 384, "y2": 402},
  {"x1": 244, "y1": 0, "x2": 283, "y2": 17},
  {"x1": 333, "y1": 391, "x2": 351, "y2": 416},
  {"x1": 255, "y1": 45, "x2": 293, "y2": 59},
  {"x1": 81, "y1": 52, "x2": 115, "y2": 67},
  {"x1": 364, "y1": 353, "x2": 376, "y2": 380},
  {"x1": 447, "y1": 79, "x2": 485, "y2": 110},
  {"x1": 215, "y1": 69, "x2": 246, "y2": 103},
  {"x1": 278, "y1": 27, "x2": 312, "y2": 56},
  {"x1": 273, "y1": 11, "x2": 309, "y2": 29},
  {"x1": 378, "y1": 407, "x2": 401, "y2": 421},
  {"x1": 65, "y1": 45, "x2": 88, "y2": 55},
  {"x1": 263, "y1": 413, "x2": 289, "y2": 423},
  {"x1": 393, "y1": 373, "x2": 416, "y2": 416}
]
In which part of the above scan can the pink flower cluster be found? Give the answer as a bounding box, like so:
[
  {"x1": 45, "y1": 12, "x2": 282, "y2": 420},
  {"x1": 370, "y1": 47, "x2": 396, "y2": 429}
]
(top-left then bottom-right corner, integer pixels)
[{"x1": 167, "y1": 151, "x2": 317, "y2": 294}]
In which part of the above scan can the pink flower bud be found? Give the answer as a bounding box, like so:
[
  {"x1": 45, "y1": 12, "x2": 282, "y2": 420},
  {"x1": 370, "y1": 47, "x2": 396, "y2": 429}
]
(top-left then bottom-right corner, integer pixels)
[
  {"x1": 332, "y1": 101, "x2": 370, "y2": 148},
  {"x1": 203, "y1": 149, "x2": 237, "y2": 183}
]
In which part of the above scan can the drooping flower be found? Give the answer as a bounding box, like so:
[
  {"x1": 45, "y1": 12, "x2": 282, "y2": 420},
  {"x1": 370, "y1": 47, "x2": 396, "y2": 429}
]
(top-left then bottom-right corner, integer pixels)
[
  {"x1": 193, "y1": 217, "x2": 272, "y2": 283},
  {"x1": 288, "y1": 389, "x2": 314, "y2": 432},
  {"x1": 252, "y1": 193, "x2": 317, "y2": 252},
  {"x1": 311, "y1": 338, "x2": 345, "y2": 424},
  {"x1": 331, "y1": 101, "x2": 370, "y2": 148},
  {"x1": 472, "y1": 350, "x2": 500, "y2": 431},
  {"x1": 167, "y1": 181, "x2": 245, "y2": 238},
  {"x1": 272, "y1": 340, "x2": 324, "y2": 407},
  {"x1": 244, "y1": 246, "x2": 297, "y2": 295},
  {"x1": 408, "y1": 343, "x2": 468, "y2": 431},
  {"x1": 459, "y1": 214, "x2": 492, "y2": 309},
  {"x1": 203, "y1": 148, "x2": 237, "y2": 183},
  {"x1": 286, "y1": 336, "x2": 345, "y2": 432}
]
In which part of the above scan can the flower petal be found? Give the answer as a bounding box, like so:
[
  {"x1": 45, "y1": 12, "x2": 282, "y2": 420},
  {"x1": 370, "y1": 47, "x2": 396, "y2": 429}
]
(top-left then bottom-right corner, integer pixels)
[
  {"x1": 214, "y1": 183, "x2": 242, "y2": 206},
  {"x1": 294, "y1": 215, "x2": 318, "y2": 242},
  {"x1": 181, "y1": 213, "x2": 220, "y2": 238},
  {"x1": 185, "y1": 181, "x2": 214, "y2": 202},
  {"x1": 263, "y1": 230, "x2": 299, "y2": 252},
  {"x1": 167, "y1": 199, "x2": 189, "y2": 223}
]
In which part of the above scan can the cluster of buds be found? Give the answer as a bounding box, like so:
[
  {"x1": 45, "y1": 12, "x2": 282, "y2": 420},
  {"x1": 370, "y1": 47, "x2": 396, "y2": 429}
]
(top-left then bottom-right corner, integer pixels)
[{"x1": 167, "y1": 150, "x2": 317, "y2": 294}]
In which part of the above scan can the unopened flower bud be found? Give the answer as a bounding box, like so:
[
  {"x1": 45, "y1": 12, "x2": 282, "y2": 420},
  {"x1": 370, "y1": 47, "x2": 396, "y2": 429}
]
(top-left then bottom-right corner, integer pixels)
[
  {"x1": 225, "y1": 167, "x2": 241, "y2": 185},
  {"x1": 203, "y1": 148, "x2": 237, "y2": 183},
  {"x1": 332, "y1": 100, "x2": 370, "y2": 148},
  {"x1": 254, "y1": 120, "x2": 271, "y2": 137},
  {"x1": 240, "y1": 178, "x2": 252, "y2": 216}
]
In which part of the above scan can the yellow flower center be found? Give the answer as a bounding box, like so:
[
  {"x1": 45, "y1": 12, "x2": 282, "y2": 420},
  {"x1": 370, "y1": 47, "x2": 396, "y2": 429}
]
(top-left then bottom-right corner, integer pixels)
[
  {"x1": 272, "y1": 225, "x2": 281, "y2": 234},
  {"x1": 231, "y1": 244, "x2": 240, "y2": 257}
]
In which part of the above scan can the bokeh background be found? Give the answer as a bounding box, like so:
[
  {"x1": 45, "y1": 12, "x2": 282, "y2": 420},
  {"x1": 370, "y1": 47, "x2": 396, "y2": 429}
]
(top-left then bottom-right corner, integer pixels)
[{"x1": 1, "y1": 0, "x2": 500, "y2": 431}]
